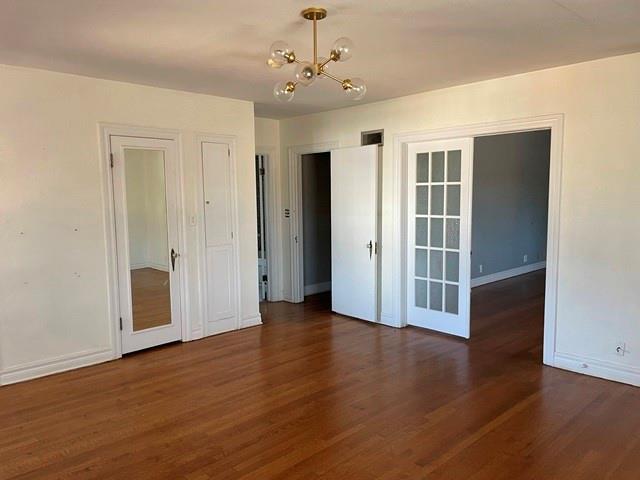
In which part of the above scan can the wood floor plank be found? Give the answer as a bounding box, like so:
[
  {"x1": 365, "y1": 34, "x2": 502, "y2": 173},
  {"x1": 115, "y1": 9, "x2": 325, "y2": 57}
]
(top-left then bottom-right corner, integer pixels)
[{"x1": 1, "y1": 271, "x2": 639, "y2": 479}]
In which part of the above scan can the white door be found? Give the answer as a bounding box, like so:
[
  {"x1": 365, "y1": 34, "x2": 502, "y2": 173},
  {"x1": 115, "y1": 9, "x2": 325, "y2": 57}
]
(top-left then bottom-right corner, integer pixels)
[
  {"x1": 202, "y1": 141, "x2": 238, "y2": 335},
  {"x1": 111, "y1": 136, "x2": 182, "y2": 354},
  {"x1": 407, "y1": 138, "x2": 472, "y2": 338},
  {"x1": 331, "y1": 145, "x2": 379, "y2": 322}
]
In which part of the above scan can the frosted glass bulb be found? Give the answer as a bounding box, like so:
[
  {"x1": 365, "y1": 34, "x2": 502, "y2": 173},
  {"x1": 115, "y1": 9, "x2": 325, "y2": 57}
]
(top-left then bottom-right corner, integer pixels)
[
  {"x1": 331, "y1": 37, "x2": 354, "y2": 62},
  {"x1": 295, "y1": 61, "x2": 316, "y2": 86},
  {"x1": 269, "y1": 41, "x2": 294, "y2": 66},
  {"x1": 273, "y1": 81, "x2": 295, "y2": 102},
  {"x1": 266, "y1": 58, "x2": 283, "y2": 69},
  {"x1": 344, "y1": 77, "x2": 366, "y2": 101}
]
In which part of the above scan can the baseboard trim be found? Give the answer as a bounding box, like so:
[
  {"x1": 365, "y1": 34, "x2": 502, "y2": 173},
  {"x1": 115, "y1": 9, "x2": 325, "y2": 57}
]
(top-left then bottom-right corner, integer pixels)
[
  {"x1": 380, "y1": 312, "x2": 402, "y2": 328},
  {"x1": 554, "y1": 352, "x2": 640, "y2": 387},
  {"x1": 131, "y1": 262, "x2": 169, "y2": 272},
  {"x1": 240, "y1": 314, "x2": 263, "y2": 329},
  {"x1": 189, "y1": 327, "x2": 204, "y2": 341},
  {"x1": 0, "y1": 348, "x2": 114, "y2": 386},
  {"x1": 304, "y1": 281, "x2": 331, "y2": 296},
  {"x1": 471, "y1": 261, "x2": 546, "y2": 288}
]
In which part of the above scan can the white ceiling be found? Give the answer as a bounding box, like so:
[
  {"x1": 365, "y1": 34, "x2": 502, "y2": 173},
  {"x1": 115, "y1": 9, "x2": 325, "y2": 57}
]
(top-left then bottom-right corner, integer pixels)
[{"x1": 1, "y1": 0, "x2": 639, "y2": 118}]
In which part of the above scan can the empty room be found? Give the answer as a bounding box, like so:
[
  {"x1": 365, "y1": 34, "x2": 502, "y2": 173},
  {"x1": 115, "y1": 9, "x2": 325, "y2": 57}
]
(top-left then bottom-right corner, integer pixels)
[{"x1": 1, "y1": 1, "x2": 640, "y2": 479}]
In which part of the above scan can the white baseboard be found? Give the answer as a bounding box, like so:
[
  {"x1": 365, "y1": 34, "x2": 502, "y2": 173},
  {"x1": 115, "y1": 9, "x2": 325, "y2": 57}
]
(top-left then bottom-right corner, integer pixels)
[
  {"x1": 471, "y1": 261, "x2": 546, "y2": 288},
  {"x1": 130, "y1": 262, "x2": 169, "y2": 272},
  {"x1": 553, "y1": 352, "x2": 640, "y2": 387},
  {"x1": 0, "y1": 347, "x2": 114, "y2": 386},
  {"x1": 189, "y1": 327, "x2": 204, "y2": 341},
  {"x1": 240, "y1": 314, "x2": 262, "y2": 329},
  {"x1": 304, "y1": 281, "x2": 331, "y2": 296},
  {"x1": 147, "y1": 262, "x2": 169, "y2": 272},
  {"x1": 380, "y1": 312, "x2": 402, "y2": 328}
]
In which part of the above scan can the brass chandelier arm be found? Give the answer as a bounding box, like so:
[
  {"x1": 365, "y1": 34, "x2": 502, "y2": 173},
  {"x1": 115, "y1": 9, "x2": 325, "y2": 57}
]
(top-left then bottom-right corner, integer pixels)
[
  {"x1": 318, "y1": 69, "x2": 345, "y2": 86},
  {"x1": 318, "y1": 56, "x2": 333, "y2": 70}
]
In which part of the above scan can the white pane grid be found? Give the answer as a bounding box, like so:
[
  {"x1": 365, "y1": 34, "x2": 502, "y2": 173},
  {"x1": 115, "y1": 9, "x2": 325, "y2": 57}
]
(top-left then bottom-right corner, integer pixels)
[{"x1": 414, "y1": 149, "x2": 462, "y2": 312}]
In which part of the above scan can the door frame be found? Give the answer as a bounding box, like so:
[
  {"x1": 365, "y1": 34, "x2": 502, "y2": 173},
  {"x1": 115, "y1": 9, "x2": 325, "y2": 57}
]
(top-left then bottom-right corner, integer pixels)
[
  {"x1": 393, "y1": 114, "x2": 564, "y2": 365},
  {"x1": 196, "y1": 133, "x2": 242, "y2": 335},
  {"x1": 288, "y1": 141, "x2": 338, "y2": 303},
  {"x1": 100, "y1": 124, "x2": 190, "y2": 359}
]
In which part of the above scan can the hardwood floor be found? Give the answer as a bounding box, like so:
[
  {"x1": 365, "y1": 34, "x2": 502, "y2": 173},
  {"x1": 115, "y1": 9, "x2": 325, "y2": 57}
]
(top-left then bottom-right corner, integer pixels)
[
  {"x1": 1, "y1": 270, "x2": 639, "y2": 479},
  {"x1": 130, "y1": 267, "x2": 171, "y2": 331}
]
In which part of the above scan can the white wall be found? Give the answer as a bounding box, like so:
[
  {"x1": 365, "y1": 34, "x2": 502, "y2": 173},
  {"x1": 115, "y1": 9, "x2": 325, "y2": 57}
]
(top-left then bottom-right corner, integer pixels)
[
  {"x1": 277, "y1": 53, "x2": 640, "y2": 385},
  {"x1": 0, "y1": 64, "x2": 259, "y2": 383},
  {"x1": 254, "y1": 117, "x2": 284, "y2": 301},
  {"x1": 125, "y1": 149, "x2": 169, "y2": 270}
]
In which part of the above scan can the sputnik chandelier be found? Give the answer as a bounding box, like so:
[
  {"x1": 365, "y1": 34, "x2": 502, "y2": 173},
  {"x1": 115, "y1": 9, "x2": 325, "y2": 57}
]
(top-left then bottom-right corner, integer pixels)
[{"x1": 267, "y1": 7, "x2": 366, "y2": 102}]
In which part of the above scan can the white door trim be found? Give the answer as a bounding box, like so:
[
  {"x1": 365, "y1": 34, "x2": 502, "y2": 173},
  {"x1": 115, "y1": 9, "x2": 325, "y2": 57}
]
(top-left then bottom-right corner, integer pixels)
[
  {"x1": 255, "y1": 148, "x2": 281, "y2": 301},
  {"x1": 99, "y1": 123, "x2": 190, "y2": 359},
  {"x1": 288, "y1": 141, "x2": 339, "y2": 303},
  {"x1": 393, "y1": 114, "x2": 564, "y2": 365},
  {"x1": 196, "y1": 133, "x2": 242, "y2": 336}
]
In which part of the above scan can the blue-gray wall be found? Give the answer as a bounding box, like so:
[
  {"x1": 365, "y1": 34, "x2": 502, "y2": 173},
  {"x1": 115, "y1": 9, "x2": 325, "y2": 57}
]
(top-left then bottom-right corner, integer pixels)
[{"x1": 471, "y1": 131, "x2": 550, "y2": 279}]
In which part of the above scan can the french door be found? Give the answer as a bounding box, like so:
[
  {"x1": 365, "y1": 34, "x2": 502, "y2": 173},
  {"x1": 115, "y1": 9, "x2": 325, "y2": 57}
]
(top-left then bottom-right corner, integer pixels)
[
  {"x1": 110, "y1": 136, "x2": 182, "y2": 353},
  {"x1": 407, "y1": 138, "x2": 472, "y2": 338},
  {"x1": 331, "y1": 145, "x2": 379, "y2": 322}
]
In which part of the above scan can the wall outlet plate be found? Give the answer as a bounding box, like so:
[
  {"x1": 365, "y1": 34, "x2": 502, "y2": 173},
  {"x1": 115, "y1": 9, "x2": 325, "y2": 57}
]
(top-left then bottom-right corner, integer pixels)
[{"x1": 616, "y1": 342, "x2": 627, "y2": 356}]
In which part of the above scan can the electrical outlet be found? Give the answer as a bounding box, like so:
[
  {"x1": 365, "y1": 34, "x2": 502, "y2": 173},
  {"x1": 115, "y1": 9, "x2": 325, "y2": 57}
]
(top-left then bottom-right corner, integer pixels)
[
  {"x1": 523, "y1": 254, "x2": 528, "y2": 263},
  {"x1": 479, "y1": 264, "x2": 483, "y2": 274},
  {"x1": 616, "y1": 342, "x2": 627, "y2": 356}
]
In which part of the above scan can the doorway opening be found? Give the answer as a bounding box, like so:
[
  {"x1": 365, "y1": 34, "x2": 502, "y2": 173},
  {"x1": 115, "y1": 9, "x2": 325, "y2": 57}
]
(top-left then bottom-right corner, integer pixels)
[
  {"x1": 470, "y1": 130, "x2": 551, "y2": 360},
  {"x1": 289, "y1": 144, "x2": 382, "y2": 323},
  {"x1": 301, "y1": 152, "x2": 332, "y2": 299},
  {"x1": 256, "y1": 154, "x2": 269, "y2": 302},
  {"x1": 402, "y1": 114, "x2": 561, "y2": 364}
]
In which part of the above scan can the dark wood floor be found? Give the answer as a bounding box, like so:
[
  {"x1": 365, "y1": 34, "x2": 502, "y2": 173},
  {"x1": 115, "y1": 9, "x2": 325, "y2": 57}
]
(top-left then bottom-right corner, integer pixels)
[
  {"x1": 1, "y1": 270, "x2": 639, "y2": 479},
  {"x1": 130, "y1": 267, "x2": 171, "y2": 331}
]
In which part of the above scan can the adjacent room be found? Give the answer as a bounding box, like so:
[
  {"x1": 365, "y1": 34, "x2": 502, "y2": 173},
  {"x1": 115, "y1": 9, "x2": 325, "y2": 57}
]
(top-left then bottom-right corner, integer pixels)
[
  {"x1": 1, "y1": 1, "x2": 640, "y2": 479},
  {"x1": 469, "y1": 131, "x2": 551, "y2": 358},
  {"x1": 301, "y1": 151, "x2": 332, "y2": 299}
]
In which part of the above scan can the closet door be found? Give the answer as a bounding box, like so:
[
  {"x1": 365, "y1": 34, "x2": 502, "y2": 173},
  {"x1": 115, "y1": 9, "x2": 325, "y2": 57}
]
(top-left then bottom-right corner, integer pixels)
[{"x1": 202, "y1": 141, "x2": 238, "y2": 335}]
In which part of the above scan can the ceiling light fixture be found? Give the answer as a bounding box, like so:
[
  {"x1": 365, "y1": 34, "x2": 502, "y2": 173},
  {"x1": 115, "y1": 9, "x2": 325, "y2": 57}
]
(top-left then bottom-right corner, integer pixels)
[{"x1": 267, "y1": 7, "x2": 366, "y2": 103}]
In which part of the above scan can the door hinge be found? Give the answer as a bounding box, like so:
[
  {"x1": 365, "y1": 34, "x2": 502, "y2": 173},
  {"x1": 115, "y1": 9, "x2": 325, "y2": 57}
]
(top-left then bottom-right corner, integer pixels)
[
  {"x1": 262, "y1": 274, "x2": 268, "y2": 281},
  {"x1": 228, "y1": 148, "x2": 231, "y2": 156},
  {"x1": 119, "y1": 317, "x2": 123, "y2": 331},
  {"x1": 259, "y1": 167, "x2": 265, "y2": 176},
  {"x1": 110, "y1": 153, "x2": 114, "y2": 168}
]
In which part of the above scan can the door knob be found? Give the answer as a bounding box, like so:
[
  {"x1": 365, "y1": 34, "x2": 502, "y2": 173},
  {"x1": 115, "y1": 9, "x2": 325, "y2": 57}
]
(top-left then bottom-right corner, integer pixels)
[
  {"x1": 366, "y1": 240, "x2": 373, "y2": 260},
  {"x1": 171, "y1": 248, "x2": 180, "y2": 271}
]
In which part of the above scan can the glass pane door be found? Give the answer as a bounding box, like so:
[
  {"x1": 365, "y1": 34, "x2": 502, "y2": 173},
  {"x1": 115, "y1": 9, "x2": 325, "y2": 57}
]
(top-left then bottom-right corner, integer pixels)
[{"x1": 407, "y1": 138, "x2": 472, "y2": 338}]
